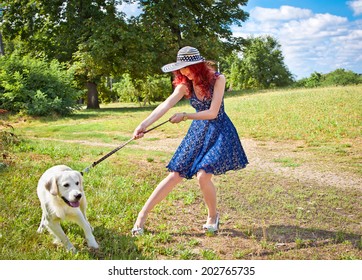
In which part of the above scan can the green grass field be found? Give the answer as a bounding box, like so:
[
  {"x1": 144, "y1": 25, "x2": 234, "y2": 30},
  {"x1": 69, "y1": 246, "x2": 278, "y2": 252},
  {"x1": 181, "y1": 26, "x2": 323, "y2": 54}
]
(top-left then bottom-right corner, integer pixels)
[{"x1": 0, "y1": 85, "x2": 361, "y2": 260}]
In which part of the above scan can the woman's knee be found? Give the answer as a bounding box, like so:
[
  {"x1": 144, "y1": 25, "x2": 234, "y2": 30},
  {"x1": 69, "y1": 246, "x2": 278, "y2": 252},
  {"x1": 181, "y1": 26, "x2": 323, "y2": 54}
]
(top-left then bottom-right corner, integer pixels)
[
  {"x1": 168, "y1": 171, "x2": 183, "y2": 183},
  {"x1": 197, "y1": 170, "x2": 212, "y2": 184}
]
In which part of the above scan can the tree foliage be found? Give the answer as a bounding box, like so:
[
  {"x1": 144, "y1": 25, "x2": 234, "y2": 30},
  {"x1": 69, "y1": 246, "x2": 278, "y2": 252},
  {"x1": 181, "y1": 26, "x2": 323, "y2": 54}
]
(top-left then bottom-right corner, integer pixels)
[
  {"x1": 138, "y1": 0, "x2": 249, "y2": 71},
  {"x1": 112, "y1": 73, "x2": 171, "y2": 104},
  {"x1": 224, "y1": 36, "x2": 294, "y2": 90},
  {"x1": 1, "y1": 0, "x2": 250, "y2": 108},
  {"x1": 0, "y1": 53, "x2": 81, "y2": 116},
  {"x1": 322, "y1": 69, "x2": 362, "y2": 86},
  {"x1": 295, "y1": 69, "x2": 362, "y2": 88},
  {"x1": 1, "y1": 0, "x2": 137, "y2": 108}
]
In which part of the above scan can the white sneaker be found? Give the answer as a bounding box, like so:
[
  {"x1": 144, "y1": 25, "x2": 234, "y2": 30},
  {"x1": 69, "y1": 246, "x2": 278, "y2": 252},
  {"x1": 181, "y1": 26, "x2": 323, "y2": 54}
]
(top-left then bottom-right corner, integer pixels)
[{"x1": 202, "y1": 213, "x2": 220, "y2": 233}]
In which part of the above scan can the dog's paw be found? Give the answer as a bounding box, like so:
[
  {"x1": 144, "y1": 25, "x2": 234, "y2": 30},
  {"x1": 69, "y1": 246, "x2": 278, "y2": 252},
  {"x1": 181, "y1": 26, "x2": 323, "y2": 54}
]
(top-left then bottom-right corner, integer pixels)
[
  {"x1": 52, "y1": 238, "x2": 62, "y2": 245},
  {"x1": 69, "y1": 247, "x2": 77, "y2": 253},
  {"x1": 88, "y1": 241, "x2": 99, "y2": 249},
  {"x1": 87, "y1": 237, "x2": 99, "y2": 249},
  {"x1": 37, "y1": 223, "x2": 45, "y2": 233},
  {"x1": 66, "y1": 244, "x2": 77, "y2": 253}
]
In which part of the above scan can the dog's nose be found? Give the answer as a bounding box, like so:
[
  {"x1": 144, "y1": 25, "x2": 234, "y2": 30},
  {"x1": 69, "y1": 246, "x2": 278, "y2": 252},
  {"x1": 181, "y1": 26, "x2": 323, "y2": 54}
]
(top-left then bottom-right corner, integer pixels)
[{"x1": 75, "y1": 193, "x2": 82, "y2": 200}]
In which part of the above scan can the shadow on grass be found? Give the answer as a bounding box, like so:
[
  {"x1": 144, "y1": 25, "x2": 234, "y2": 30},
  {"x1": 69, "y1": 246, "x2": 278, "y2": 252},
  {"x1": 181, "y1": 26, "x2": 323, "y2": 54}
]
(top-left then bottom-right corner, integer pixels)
[
  {"x1": 223, "y1": 224, "x2": 361, "y2": 250},
  {"x1": 32, "y1": 98, "x2": 197, "y2": 125},
  {"x1": 85, "y1": 226, "x2": 148, "y2": 260},
  {"x1": 24, "y1": 226, "x2": 146, "y2": 260},
  {"x1": 18, "y1": 90, "x2": 266, "y2": 124},
  {"x1": 30, "y1": 104, "x2": 160, "y2": 124}
]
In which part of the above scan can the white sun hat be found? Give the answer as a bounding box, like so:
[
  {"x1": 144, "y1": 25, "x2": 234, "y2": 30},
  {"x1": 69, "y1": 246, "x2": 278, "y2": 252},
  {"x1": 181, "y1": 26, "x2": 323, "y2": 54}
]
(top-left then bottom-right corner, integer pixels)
[{"x1": 161, "y1": 46, "x2": 205, "y2": 73}]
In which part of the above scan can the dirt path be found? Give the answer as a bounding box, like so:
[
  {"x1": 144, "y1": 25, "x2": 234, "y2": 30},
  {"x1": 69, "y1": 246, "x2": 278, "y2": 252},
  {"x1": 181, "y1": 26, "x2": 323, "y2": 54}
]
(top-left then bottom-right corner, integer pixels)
[
  {"x1": 37, "y1": 136, "x2": 361, "y2": 189},
  {"x1": 242, "y1": 139, "x2": 361, "y2": 190},
  {"x1": 36, "y1": 135, "x2": 362, "y2": 189},
  {"x1": 136, "y1": 137, "x2": 361, "y2": 189}
]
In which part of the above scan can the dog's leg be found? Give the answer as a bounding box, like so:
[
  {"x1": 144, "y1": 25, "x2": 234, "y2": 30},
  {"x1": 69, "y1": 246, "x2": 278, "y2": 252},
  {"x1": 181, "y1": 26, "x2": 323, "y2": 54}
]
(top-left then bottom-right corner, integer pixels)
[
  {"x1": 80, "y1": 196, "x2": 94, "y2": 232},
  {"x1": 71, "y1": 211, "x2": 99, "y2": 249},
  {"x1": 45, "y1": 220, "x2": 76, "y2": 252},
  {"x1": 37, "y1": 211, "x2": 46, "y2": 233}
]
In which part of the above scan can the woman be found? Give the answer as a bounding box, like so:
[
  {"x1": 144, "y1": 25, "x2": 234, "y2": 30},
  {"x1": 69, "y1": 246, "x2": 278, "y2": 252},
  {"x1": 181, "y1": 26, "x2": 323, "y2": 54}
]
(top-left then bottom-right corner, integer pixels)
[{"x1": 132, "y1": 46, "x2": 248, "y2": 235}]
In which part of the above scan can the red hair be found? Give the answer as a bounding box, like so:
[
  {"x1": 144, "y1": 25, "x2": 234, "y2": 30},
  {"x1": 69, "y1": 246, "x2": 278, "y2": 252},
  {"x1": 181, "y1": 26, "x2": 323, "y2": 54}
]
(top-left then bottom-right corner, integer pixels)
[{"x1": 172, "y1": 62, "x2": 217, "y2": 99}]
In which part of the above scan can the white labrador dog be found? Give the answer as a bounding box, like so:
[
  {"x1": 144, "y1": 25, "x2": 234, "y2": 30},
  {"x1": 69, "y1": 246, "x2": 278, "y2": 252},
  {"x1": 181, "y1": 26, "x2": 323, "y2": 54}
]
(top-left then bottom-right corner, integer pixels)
[{"x1": 37, "y1": 165, "x2": 99, "y2": 252}]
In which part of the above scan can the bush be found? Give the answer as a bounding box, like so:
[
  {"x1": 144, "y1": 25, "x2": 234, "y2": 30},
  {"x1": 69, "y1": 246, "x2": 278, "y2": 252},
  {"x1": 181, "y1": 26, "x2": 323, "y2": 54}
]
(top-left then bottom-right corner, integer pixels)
[
  {"x1": 113, "y1": 74, "x2": 171, "y2": 104},
  {"x1": 0, "y1": 120, "x2": 20, "y2": 167},
  {"x1": 138, "y1": 75, "x2": 171, "y2": 105},
  {"x1": 295, "y1": 69, "x2": 362, "y2": 88},
  {"x1": 0, "y1": 54, "x2": 82, "y2": 116},
  {"x1": 113, "y1": 74, "x2": 139, "y2": 103},
  {"x1": 294, "y1": 72, "x2": 322, "y2": 88},
  {"x1": 321, "y1": 69, "x2": 362, "y2": 86}
]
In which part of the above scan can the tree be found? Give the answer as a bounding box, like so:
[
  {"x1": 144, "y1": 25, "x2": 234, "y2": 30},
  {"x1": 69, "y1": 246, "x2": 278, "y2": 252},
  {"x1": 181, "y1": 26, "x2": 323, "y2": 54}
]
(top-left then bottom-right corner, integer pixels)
[
  {"x1": 1, "y1": 0, "x2": 250, "y2": 107},
  {"x1": 295, "y1": 72, "x2": 322, "y2": 88},
  {"x1": 137, "y1": 0, "x2": 249, "y2": 72},
  {"x1": 322, "y1": 68, "x2": 362, "y2": 86},
  {"x1": 0, "y1": 5, "x2": 5, "y2": 56},
  {"x1": 220, "y1": 52, "x2": 243, "y2": 90},
  {"x1": 1, "y1": 0, "x2": 138, "y2": 109},
  {"x1": 226, "y1": 36, "x2": 294, "y2": 90},
  {"x1": 294, "y1": 69, "x2": 362, "y2": 88}
]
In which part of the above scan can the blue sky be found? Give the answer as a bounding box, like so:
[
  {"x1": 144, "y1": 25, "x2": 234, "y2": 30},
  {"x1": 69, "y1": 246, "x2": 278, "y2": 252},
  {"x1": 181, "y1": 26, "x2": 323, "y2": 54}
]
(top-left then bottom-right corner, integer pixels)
[
  {"x1": 244, "y1": 0, "x2": 361, "y2": 20},
  {"x1": 120, "y1": 1, "x2": 362, "y2": 79},
  {"x1": 235, "y1": 0, "x2": 362, "y2": 78}
]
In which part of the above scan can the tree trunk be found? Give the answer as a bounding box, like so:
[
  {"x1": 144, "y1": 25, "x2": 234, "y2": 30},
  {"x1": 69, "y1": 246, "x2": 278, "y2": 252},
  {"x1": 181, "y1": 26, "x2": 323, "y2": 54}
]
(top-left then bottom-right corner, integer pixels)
[
  {"x1": 0, "y1": 32, "x2": 4, "y2": 56},
  {"x1": 86, "y1": 81, "x2": 100, "y2": 109}
]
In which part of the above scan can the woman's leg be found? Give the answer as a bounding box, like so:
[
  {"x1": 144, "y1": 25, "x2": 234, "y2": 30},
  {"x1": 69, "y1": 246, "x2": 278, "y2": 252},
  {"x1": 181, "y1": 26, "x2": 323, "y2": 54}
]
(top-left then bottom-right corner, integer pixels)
[
  {"x1": 197, "y1": 170, "x2": 218, "y2": 224},
  {"x1": 133, "y1": 172, "x2": 183, "y2": 229}
]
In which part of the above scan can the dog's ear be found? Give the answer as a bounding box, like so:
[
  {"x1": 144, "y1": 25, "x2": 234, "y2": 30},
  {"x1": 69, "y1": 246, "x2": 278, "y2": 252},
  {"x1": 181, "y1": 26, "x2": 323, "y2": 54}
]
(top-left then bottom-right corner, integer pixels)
[
  {"x1": 45, "y1": 176, "x2": 58, "y2": 196},
  {"x1": 76, "y1": 171, "x2": 84, "y2": 191}
]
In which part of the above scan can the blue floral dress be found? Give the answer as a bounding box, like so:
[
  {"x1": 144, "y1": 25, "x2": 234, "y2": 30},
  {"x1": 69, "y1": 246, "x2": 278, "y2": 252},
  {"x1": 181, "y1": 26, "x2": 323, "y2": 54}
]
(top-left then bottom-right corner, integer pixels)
[{"x1": 167, "y1": 74, "x2": 248, "y2": 179}]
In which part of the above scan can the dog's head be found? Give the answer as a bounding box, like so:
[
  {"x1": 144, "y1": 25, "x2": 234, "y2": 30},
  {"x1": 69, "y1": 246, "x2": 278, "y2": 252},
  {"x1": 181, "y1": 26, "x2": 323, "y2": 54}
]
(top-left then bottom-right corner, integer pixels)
[{"x1": 45, "y1": 170, "x2": 84, "y2": 208}]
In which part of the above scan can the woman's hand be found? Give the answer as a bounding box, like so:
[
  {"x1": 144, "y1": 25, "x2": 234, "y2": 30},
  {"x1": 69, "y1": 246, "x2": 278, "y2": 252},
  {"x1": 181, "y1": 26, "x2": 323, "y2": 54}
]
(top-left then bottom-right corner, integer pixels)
[
  {"x1": 133, "y1": 124, "x2": 146, "y2": 139},
  {"x1": 170, "y1": 112, "x2": 187, "y2": 123}
]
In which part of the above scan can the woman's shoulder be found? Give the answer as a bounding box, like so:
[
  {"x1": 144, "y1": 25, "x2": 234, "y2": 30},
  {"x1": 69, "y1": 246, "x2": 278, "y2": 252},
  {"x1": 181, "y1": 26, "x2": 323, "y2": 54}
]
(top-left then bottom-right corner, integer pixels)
[
  {"x1": 174, "y1": 83, "x2": 189, "y2": 96},
  {"x1": 215, "y1": 72, "x2": 225, "y2": 82},
  {"x1": 214, "y1": 71, "x2": 224, "y2": 78}
]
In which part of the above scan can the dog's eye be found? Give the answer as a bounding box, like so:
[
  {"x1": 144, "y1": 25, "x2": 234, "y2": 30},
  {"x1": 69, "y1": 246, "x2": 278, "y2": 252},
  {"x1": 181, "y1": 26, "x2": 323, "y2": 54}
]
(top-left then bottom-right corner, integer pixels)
[
  {"x1": 63, "y1": 183, "x2": 70, "y2": 188},
  {"x1": 76, "y1": 182, "x2": 79, "y2": 186}
]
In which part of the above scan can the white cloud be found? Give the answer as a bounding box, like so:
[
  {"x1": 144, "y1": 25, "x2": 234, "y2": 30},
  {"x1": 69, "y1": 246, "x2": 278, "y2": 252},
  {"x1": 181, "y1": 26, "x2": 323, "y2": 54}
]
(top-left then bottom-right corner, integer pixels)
[
  {"x1": 251, "y1": 5, "x2": 312, "y2": 21},
  {"x1": 232, "y1": 5, "x2": 362, "y2": 78},
  {"x1": 348, "y1": 0, "x2": 362, "y2": 16}
]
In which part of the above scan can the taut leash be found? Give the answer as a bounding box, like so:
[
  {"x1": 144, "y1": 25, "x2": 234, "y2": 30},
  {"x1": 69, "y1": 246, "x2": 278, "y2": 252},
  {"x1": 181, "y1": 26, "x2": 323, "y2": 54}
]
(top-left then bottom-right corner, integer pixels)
[{"x1": 81, "y1": 119, "x2": 170, "y2": 175}]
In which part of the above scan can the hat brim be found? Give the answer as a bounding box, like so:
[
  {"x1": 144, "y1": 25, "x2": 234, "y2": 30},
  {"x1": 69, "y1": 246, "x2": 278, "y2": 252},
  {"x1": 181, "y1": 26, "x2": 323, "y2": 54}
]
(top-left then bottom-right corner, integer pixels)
[{"x1": 161, "y1": 60, "x2": 204, "y2": 73}]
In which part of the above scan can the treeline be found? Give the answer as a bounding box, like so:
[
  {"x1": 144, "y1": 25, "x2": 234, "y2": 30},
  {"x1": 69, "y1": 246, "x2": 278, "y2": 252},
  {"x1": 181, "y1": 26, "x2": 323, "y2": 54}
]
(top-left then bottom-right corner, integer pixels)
[
  {"x1": 294, "y1": 69, "x2": 362, "y2": 88},
  {"x1": 0, "y1": 0, "x2": 250, "y2": 113},
  {"x1": 0, "y1": 1, "x2": 361, "y2": 117},
  {"x1": 2, "y1": 50, "x2": 360, "y2": 117}
]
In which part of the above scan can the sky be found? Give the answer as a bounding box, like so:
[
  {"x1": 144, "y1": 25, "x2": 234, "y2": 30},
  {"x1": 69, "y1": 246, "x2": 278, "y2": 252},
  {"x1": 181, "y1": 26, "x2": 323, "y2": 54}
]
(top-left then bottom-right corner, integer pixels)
[
  {"x1": 234, "y1": 0, "x2": 362, "y2": 78},
  {"x1": 119, "y1": 0, "x2": 362, "y2": 79}
]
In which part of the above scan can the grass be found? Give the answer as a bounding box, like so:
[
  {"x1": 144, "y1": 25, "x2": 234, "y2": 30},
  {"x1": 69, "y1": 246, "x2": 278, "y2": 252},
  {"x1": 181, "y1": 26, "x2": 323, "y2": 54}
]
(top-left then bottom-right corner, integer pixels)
[
  {"x1": 273, "y1": 157, "x2": 301, "y2": 167},
  {"x1": 234, "y1": 87, "x2": 360, "y2": 140},
  {"x1": 0, "y1": 85, "x2": 361, "y2": 260}
]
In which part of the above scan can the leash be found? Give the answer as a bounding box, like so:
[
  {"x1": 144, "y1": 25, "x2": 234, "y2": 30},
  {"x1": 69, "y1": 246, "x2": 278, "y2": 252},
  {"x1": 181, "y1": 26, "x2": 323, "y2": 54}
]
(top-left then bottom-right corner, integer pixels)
[{"x1": 81, "y1": 119, "x2": 170, "y2": 175}]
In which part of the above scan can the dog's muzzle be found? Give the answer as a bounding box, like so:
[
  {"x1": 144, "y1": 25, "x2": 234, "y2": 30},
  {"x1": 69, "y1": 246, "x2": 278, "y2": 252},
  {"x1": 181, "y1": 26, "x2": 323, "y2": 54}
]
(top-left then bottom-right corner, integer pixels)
[{"x1": 61, "y1": 195, "x2": 81, "y2": 208}]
